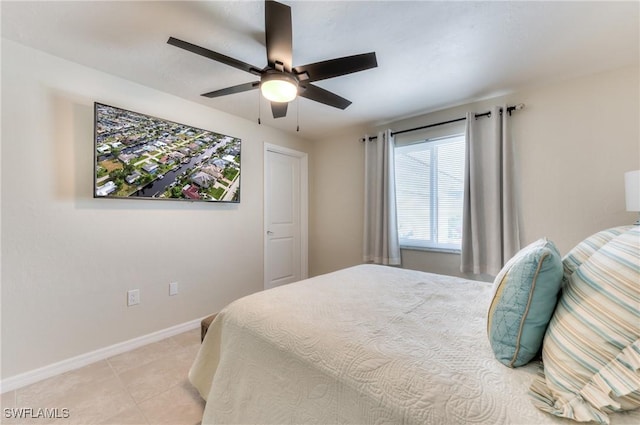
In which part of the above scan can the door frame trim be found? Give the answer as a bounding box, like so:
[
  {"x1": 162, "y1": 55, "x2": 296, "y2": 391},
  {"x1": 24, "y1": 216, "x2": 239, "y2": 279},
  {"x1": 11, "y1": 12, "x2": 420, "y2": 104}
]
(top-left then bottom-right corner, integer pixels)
[{"x1": 263, "y1": 143, "x2": 308, "y2": 289}]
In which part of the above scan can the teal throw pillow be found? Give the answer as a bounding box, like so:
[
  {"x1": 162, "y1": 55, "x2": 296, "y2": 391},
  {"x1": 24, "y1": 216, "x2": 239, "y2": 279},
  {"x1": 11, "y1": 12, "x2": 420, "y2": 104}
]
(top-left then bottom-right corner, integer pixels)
[{"x1": 487, "y1": 238, "x2": 563, "y2": 367}]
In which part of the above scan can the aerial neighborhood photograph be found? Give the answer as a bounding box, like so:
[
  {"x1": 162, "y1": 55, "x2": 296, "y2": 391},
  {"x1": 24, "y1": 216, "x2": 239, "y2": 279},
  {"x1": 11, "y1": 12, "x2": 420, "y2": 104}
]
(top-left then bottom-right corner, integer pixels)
[{"x1": 94, "y1": 103, "x2": 241, "y2": 202}]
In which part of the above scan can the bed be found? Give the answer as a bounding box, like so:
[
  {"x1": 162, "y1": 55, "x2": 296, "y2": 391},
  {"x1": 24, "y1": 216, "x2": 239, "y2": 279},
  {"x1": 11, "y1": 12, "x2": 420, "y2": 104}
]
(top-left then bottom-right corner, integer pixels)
[{"x1": 189, "y1": 262, "x2": 639, "y2": 424}]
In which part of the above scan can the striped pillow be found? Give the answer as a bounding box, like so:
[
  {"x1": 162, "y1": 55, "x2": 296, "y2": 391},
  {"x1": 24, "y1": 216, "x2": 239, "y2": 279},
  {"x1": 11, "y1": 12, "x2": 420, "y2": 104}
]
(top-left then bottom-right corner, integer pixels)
[
  {"x1": 561, "y1": 226, "x2": 632, "y2": 285},
  {"x1": 530, "y1": 226, "x2": 640, "y2": 424}
]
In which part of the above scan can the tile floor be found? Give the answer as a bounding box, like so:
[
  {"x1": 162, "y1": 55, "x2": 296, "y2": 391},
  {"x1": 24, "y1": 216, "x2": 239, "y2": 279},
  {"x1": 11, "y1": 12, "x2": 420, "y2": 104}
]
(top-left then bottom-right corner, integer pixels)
[{"x1": 0, "y1": 328, "x2": 205, "y2": 425}]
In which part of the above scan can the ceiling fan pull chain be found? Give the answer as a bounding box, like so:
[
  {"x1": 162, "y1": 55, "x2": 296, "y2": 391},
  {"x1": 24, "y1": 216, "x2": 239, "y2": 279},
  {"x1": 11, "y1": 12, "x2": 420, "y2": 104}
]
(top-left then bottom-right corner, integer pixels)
[
  {"x1": 258, "y1": 90, "x2": 262, "y2": 125},
  {"x1": 296, "y1": 97, "x2": 300, "y2": 132}
]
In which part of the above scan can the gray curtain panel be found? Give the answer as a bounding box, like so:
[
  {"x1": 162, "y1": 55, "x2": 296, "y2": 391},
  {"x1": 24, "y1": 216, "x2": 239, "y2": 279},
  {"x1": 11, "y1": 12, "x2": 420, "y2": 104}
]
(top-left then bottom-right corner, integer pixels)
[
  {"x1": 363, "y1": 129, "x2": 401, "y2": 265},
  {"x1": 461, "y1": 106, "x2": 520, "y2": 275}
]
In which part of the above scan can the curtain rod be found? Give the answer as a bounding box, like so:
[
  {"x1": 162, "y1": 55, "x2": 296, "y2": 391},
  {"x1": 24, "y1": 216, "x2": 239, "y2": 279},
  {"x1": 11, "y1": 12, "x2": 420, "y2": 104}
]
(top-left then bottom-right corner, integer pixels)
[{"x1": 362, "y1": 103, "x2": 524, "y2": 142}]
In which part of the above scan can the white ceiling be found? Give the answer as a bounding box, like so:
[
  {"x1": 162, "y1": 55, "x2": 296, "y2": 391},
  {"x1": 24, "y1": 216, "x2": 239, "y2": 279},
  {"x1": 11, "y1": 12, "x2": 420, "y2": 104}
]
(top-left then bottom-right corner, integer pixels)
[{"x1": 2, "y1": 1, "x2": 638, "y2": 140}]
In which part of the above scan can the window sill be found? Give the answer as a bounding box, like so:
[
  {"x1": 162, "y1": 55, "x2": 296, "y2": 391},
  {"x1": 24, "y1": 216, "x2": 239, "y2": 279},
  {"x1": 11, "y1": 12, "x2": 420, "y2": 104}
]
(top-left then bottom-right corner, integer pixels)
[{"x1": 400, "y1": 246, "x2": 461, "y2": 254}]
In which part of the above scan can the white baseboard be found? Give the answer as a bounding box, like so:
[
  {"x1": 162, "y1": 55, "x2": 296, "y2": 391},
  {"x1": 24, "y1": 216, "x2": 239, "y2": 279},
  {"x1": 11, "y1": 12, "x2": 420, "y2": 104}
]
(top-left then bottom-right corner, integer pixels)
[{"x1": 0, "y1": 318, "x2": 201, "y2": 393}]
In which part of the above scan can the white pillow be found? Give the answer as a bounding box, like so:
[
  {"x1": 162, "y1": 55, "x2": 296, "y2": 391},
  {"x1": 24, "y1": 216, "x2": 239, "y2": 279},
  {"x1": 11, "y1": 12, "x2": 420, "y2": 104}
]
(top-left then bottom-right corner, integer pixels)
[{"x1": 530, "y1": 227, "x2": 640, "y2": 423}]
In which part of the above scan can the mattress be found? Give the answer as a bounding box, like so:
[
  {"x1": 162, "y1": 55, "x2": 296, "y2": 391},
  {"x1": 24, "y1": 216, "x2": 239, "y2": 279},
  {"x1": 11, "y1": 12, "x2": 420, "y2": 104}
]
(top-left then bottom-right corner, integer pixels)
[{"x1": 189, "y1": 264, "x2": 640, "y2": 424}]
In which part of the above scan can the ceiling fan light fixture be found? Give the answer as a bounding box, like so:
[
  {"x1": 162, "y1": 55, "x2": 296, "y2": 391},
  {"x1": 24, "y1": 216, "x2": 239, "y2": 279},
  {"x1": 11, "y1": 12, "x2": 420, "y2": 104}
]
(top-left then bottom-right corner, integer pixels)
[{"x1": 261, "y1": 72, "x2": 298, "y2": 103}]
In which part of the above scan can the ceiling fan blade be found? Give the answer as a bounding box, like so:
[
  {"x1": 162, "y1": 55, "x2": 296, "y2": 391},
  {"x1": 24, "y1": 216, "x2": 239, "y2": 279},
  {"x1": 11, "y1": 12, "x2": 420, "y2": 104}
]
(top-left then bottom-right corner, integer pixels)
[
  {"x1": 265, "y1": 0, "x2": 293, "y2": 71},
  {"x1": 299, "y1": 84, "x2": 352, "y2": 110},
  {"x1": 201, "y1": 82, "x2": 260, "y2": 98},
  {"x1": 294, "y1": 52, "x2": 377, "y2": 82},
  {"x1": 168, "y1": 37, "x2": 262, "y2": 76},
  {"x1": 270, "y1": 102, "x2": 288, "y2": 118}
]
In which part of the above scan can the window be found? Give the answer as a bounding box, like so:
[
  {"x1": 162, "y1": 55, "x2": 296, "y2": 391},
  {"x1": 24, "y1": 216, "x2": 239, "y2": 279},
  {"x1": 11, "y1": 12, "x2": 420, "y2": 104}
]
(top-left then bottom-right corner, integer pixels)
[{"x1": 394, "y1": 134, "x2": 465, "y2": 251}]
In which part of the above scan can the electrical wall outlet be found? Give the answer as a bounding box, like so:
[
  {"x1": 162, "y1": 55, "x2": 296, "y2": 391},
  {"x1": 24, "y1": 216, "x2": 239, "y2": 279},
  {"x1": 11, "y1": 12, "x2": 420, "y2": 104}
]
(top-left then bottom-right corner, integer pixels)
[
  {"x1": 127, "y1": 289, "x2": 140, "y2": 306},
  {"x1": 169, "y1": 282, "x2": 179, "y2": 296}
]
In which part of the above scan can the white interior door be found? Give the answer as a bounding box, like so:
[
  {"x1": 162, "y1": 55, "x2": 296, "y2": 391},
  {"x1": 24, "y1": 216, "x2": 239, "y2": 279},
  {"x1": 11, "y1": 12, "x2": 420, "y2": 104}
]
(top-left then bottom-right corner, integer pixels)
[{"x1": 264, "y1": 144, "x2": 308, "y2": 290}]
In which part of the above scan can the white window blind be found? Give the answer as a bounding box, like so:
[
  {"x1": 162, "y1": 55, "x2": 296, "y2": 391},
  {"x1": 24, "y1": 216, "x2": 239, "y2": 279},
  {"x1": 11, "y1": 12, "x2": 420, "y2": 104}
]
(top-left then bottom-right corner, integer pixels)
[{"x1": 395, "y1": 134, "x2": 465, "y2": 251}]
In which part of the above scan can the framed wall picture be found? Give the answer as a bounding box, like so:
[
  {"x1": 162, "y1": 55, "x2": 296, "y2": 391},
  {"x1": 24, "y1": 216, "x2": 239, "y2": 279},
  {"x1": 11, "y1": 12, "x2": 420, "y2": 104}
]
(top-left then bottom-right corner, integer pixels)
[{"x1": 94, "y1": 103, "x2": 240, "y2": 203}]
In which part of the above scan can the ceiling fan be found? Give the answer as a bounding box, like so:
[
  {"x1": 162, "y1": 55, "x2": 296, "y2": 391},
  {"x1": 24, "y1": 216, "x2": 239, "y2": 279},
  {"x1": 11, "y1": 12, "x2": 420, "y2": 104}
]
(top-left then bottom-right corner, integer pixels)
[{"x1": 167, "y1": 0, "x2": 378, "y2": 119}]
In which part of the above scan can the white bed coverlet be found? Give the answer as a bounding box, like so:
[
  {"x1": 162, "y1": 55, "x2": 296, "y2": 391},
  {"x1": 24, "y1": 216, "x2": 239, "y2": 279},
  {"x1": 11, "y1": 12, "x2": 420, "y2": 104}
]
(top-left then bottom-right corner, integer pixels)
[{"x1": 189, "y1": 265, "x2": 640, "y2": 424}]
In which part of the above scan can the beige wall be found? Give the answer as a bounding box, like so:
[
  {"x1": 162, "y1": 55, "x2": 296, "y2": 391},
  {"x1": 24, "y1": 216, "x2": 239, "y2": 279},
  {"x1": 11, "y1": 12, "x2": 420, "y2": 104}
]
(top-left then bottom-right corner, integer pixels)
[
  {"x1": 310, "y1": 65, "x2": 640, "y2": 278},
  {"x1": 309, "y1": 128, "x2": 366, "y2": 276},
  {"x1": 0, "y1": 40, "x2": 312, "y2": 379}
]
